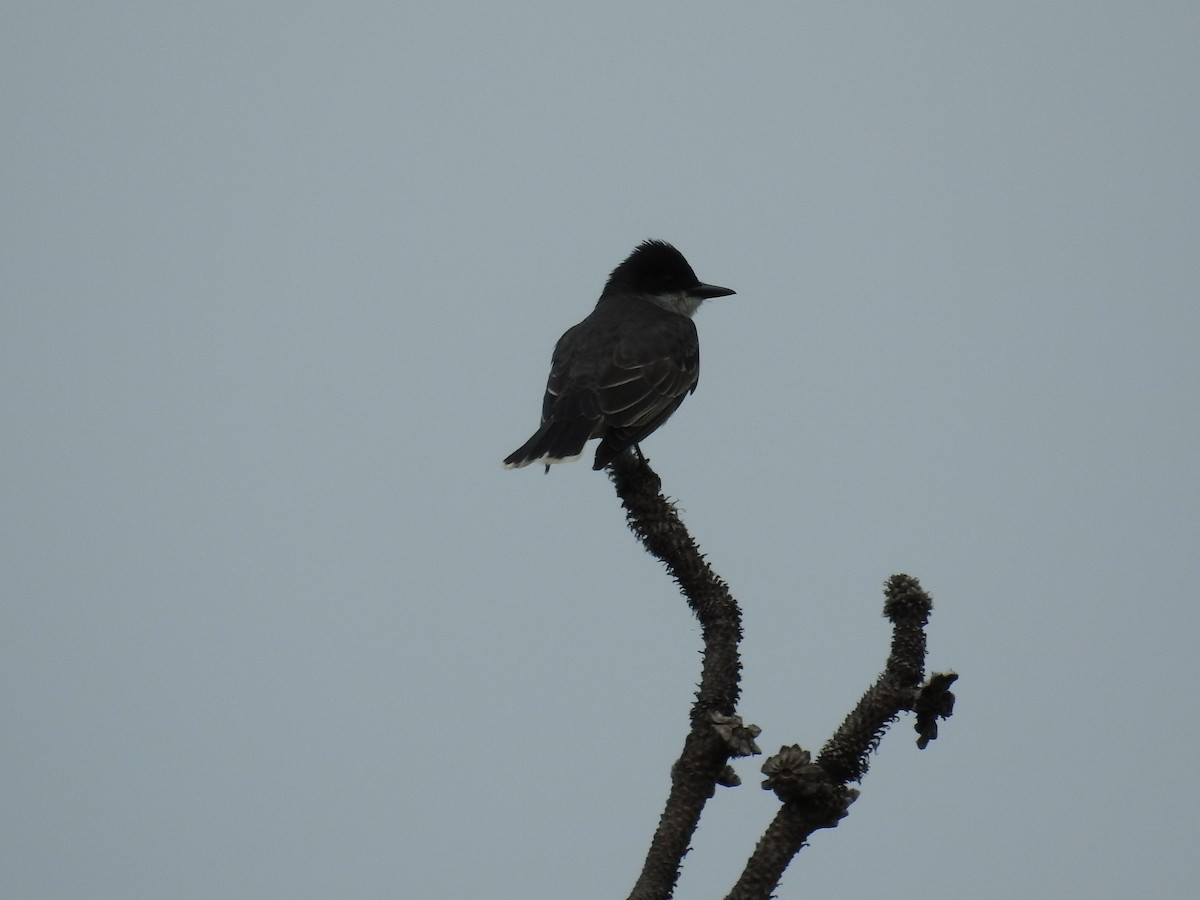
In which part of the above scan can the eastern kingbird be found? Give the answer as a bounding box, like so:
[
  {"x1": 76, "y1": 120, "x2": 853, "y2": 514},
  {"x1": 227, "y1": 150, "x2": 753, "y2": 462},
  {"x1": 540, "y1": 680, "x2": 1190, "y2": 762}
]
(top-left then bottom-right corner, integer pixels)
[{"x1": 503, "y1": 240, "x2": 734, "y2": 471}]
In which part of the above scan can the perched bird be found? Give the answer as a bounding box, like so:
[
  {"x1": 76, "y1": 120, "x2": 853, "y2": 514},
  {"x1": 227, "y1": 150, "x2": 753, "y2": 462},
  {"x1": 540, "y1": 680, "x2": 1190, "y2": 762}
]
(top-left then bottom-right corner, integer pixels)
[{"x1": 503, "y1": 240, "x2": 734, "y2": 471}]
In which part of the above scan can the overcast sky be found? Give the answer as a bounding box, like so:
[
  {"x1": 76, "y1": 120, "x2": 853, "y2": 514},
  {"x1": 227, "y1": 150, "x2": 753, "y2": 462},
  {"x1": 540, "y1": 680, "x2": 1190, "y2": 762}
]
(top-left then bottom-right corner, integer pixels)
[{"x1": 3, "y1": 3, "x2": 1198, "y2": 898}]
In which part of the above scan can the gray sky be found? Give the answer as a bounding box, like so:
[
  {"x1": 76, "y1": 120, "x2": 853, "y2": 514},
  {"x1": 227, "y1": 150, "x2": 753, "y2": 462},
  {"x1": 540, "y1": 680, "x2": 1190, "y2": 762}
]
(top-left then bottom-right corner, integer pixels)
[{"x1": 3, "y1": 3, "x2": 1197, "y2": 898}]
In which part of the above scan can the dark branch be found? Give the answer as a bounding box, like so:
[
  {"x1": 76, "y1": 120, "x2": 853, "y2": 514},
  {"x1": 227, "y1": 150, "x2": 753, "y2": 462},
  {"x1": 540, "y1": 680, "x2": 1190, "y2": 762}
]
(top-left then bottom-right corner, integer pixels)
[
  {"x1": 605, "y1": 454, "x2": 955, "y2": 900},
  {"x1": 608, "y1": 451, "x2": 753, "y2": 900},
  {"x1": 726, "y1": 574, "x2": 956, "y2": 899},
  {"x1": 819, "y1": 573, "x2": 934, "y2": 782}
]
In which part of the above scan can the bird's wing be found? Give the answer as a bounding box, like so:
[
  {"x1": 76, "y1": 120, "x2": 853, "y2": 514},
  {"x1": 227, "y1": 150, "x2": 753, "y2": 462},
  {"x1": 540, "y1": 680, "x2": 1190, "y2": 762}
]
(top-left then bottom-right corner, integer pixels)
[
  {"x1": 540, "y1": 321, "x2": 605, "y2": 424},
  {"x1": 537, "y1": 309, "x2": 698, "y2": 463},
  {"x1": 597, "y1": 316, "x2": 699, "y2": 434}
]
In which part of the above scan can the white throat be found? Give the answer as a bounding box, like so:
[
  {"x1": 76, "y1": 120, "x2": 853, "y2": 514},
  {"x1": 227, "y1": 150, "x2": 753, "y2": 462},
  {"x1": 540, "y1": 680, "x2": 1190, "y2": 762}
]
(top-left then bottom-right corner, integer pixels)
[{"x1": 645, "y1": 291, "x2": 702, "y2": 318}]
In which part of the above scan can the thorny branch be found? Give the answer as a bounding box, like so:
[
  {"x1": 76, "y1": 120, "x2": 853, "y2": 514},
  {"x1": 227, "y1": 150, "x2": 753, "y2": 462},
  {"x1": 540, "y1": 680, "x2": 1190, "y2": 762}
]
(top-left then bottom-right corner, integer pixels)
[
  {"x1": 608, "y1": 451, "x2": 757, "y2": 900},
  {"x1": 607, "y1": 452, "x2": 956, "y2": 900}
]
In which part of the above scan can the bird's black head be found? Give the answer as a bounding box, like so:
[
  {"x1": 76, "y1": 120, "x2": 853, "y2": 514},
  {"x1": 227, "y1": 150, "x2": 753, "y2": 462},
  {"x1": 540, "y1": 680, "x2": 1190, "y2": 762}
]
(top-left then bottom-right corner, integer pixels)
[{"x1": 603, "y1": 240, "x2": 735, "y2": 304}]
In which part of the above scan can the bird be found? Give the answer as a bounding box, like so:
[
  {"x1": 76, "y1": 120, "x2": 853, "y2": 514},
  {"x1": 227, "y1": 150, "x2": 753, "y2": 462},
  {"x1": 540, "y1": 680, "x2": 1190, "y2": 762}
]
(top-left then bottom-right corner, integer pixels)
[{"x1": 503, "y1": 240, "x2": 734, "y2": 471}]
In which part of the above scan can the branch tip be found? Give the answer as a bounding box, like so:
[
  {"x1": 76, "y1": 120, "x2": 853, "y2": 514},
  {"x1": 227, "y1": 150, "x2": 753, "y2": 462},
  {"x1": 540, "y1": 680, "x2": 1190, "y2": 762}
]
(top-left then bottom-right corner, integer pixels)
[{"x1": 882, "y1": 573, "x2": 933, "y2": 623}]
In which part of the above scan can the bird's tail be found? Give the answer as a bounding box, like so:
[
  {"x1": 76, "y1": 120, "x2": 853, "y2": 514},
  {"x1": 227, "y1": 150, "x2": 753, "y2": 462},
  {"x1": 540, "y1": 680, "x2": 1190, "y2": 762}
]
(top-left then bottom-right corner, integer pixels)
[{"x1": 503, "y1": 419, "x2": 598, "y2": 469}]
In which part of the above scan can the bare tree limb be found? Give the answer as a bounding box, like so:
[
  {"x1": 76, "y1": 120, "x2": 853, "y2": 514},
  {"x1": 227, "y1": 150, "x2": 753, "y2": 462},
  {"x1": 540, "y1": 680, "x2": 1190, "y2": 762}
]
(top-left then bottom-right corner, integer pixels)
[
  {"x1": 608, "y1": 451, "x2": 756, "y2": 900},
  {"x1": 728, "y1": 575, "x2": 956, "y2": 899},
  {"x1": 606, "y1": 454, "x2": 956, "y2": 900}
]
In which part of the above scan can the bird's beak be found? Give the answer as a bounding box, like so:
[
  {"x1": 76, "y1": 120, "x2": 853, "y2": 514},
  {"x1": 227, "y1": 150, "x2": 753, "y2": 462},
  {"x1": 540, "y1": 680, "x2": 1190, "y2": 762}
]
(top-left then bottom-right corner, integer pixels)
[{"x1": 691, "y1": 283, "x2": 736, "y2": 299}]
